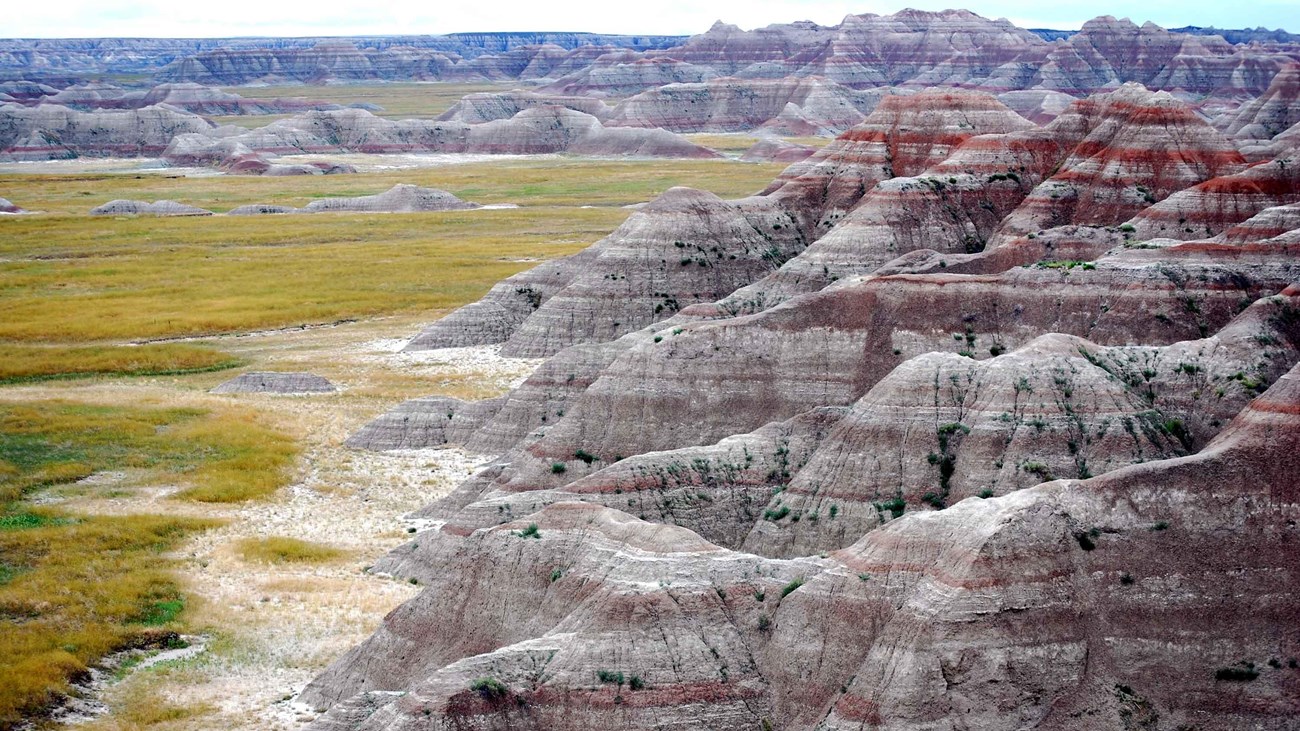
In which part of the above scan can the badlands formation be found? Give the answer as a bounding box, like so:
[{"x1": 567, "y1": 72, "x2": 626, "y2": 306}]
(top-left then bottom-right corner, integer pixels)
[
  {"x1": 4, "y1": 10, "x2": 1300, "y2": 168},
  {"x1": 3, "y1": 8, "x2": 1300, "y2": 731},
  {"x1": 303, "y1": 38, "x2": 1299, "y2": 731}
]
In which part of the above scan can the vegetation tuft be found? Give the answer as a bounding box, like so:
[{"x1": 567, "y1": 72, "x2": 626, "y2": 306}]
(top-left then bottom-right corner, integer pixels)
[{"x1": 235, "y1": 536, "x2": 344, "y2": 564}]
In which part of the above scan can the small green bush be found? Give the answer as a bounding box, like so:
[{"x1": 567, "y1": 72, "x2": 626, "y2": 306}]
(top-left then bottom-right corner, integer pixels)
[{"x1": 470, "y1": 677, "x2": 509, "y2": 698}]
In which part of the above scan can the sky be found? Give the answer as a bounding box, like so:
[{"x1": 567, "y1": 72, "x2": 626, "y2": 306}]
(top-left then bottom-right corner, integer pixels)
[{"x1": 9, "y1": 0, "x2": 1300, "y2": 39}]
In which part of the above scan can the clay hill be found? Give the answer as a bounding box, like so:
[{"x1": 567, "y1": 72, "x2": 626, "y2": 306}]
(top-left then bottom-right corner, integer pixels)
[
  {"x1": 305, "y1": 80, "x2": 1300, "y2": 729},
  {"x1": 0, "y1": 104, "x2": 720, "y2": 165}
]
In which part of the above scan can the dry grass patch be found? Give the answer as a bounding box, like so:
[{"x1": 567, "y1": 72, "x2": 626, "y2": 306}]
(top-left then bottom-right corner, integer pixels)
[
  {"x1": 235, "y1": 536, "x2": 345, "y2": 565},
  {"x1": 0, "y1": 343, "x2": 240, "y2": 385},
  {"x1": 217, "y1": 81, "x2": 521, "y2": 119}
]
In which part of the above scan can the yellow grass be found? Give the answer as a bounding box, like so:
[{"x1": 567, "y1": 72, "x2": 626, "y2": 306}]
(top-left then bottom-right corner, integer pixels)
[
  {"x1": 0, "y1": 158, "x2": 784, "y2": 343},
  {"x1": 235, "y1": 536, "x2": 345, "y2": 564},
  {"x1": 217, "y1": 81, "x2": 525, "y2": 119},
  {"x1": 0, "y1": 343, "x2": 240, "y2": 384}
]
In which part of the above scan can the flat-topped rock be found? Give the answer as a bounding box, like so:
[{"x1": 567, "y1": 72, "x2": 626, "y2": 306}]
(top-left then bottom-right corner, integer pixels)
[{"x1": 211, "y1": 371, "x2": 336, "y2": 394}]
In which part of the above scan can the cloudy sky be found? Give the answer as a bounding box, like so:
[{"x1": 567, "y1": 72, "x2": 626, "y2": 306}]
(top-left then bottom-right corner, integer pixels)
[{"x1": 11, "y1": 0, "x2": 1300, "y2": 38}]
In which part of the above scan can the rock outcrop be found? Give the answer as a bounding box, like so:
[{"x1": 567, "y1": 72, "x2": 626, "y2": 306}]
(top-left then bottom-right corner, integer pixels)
[
  {"x1": 295, "y1": 23, "x2": 1300, "y2": 731},
  {"x1": 211, "y1": 372, "x2": 337, "y2": 394},
  {"x1": 301, "y1": 185, "x2": 479, "y2": 213},
  {"x1": 0, "y1": 197, "x2": 22, "y2": 213},
  {"x1": 0, "y1": 103, "x2": 212, "y2": 160},
  {"x1": 88, "y1": 199, "x2": 212, "y2": 216},
  {"x1": 605, "y1": 77, "x2": 893, "y2": 134},
  {"x1": 1220, "y1": 64, "x2": 1300, "y2": 141},
  {"x1": 739, "y1": 138, "x2": 817, "y2": 163},
  {"x1": 303, "y1": 361, "x2": 1300, "y2": 729},
  {"x1": 162, "y1": 107, "x2": 719, "y2": 166}
]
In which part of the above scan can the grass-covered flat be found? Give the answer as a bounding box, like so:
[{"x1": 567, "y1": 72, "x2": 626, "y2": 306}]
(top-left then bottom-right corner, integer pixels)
[
  {"x1": 0, "y1": 158, "x2": 784, "y2": 344},
  {"x1": 0, "y1": 400, "x2": 298, "y2": 725}
]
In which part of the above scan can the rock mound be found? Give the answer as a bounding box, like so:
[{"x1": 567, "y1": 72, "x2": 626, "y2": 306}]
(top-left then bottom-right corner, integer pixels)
[
  {"x1": 211, "y1": 372, "x2": 336, "y2": 394},
  {"x1": 89, "y1": 200, "x2": 212, "y2": 216},
  {"x1": 302, "y1": 184, "x2": 479, "y2": 213},
  {"x1": 739, "y1": 138, "x2": 817, "y2": 163},
  {"x1": 0, "y1": 197, "x2": 23, "y2": 213}
]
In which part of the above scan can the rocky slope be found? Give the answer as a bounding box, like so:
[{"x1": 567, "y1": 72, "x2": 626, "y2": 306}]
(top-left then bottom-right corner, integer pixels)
[
  {"x1": 404, "y1": 89, "x2": 1034, "y2": 357},
  {"x1": 304, "y1": 358, "x2": 1300, "y2": 729},
  {"x1": 298, "y1": 61, "x2": 1300, "y2": 731},
  {"x1": 0, "y1": 103, "x2": 212, "y2": 160},
  {"x1": 159, "y1": 106, "x2": 719, "y2": 165}
]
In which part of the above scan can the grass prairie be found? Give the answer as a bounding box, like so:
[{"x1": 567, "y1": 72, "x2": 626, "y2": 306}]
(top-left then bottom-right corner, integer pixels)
[
  {"x1": 0, "y1": 399, "x2": 304, "y2": 725},
  {"x1": 0, "y1": 344, "x2": 240, "y2": 384},
  {"x1": 0, "y1": 158, "x2": 784, "y2": 343},
  {"x1": 216, "y1": 81, "x2": 524, "y2": 121}
]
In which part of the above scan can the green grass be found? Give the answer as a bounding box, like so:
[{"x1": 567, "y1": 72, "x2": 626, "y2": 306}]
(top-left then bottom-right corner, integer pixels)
[
  {"x1": 0, "y1": 159, "x2": 783, "y2": 343},
  {"x1": 0, "y1": 401, "x2": 297, "y2": 505},
  {"x1": 235, "y1": 536, "x2": 344, "y2": 564},
  {"x1": 0, "y1": 399, "x2": 306, "y2": 723},
  {"x1": 0, "y1": 343, "x2": 240, "y2": 384}
]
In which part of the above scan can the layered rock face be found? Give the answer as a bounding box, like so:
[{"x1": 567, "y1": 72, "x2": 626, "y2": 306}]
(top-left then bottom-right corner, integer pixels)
[
  {"x1": 438, "y1": 91, "x2": 613, "y2": 124},
  {"x1": 0, "y1": 34, "x2": 685, "y2": 79},
  {"x1": 14, "y1": 81, "x2": 342, "y2": 115},
  {"x1": 404, "y1": 89, "x2": 1032, "y2": 358},
  {"x1": 0, "y1": 103, "x2": 212, "y2": 160},
  {"x1": 1035, "y1": 16, "x2": 1292, "y2": 96},
  {"x1": 604, "y1": 77, "x2": 893, "y2": 134},
  {"x1": 304, "y1": 362, "x2": 1300, "y2": 729},
  {"x1": 145, "y1": 34, "x2": 685, "y2": 85},
  {"x1": 991, "y1": 84, "x2": 1246, "y2": 241},
  {"x1": 1220, "y1": 64, "x2": 1300, "y2": 141},
  {"x1": 160, "y1": 107, "x2": 718, "y2": 167},
  {"x1": 307, "y1": 62, "x2": 1300, "y2": 729}
]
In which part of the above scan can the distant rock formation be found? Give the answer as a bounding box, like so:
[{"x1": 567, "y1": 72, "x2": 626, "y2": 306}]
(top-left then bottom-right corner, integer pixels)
[
  {"x1": 302, "y1": 185, "x2": 479, "y2": 213},
  {"x1": 0, "y1": 197, "x2": 22, "y2": 213},
  {"x1": 0, "y1": 33, "x2": 687, "y2": 80},
  {"x1": 739, "y1": 138, "x2": 817, "y2": 163},
  {"x1": 163, "y1": 107, "x2": 720, "y2": 166},
  {"x1": 211, "y1": 372, "x2": 337, "y2": 394},
  {"x1": 604, "y1": 77, "x2": 895, "y2": 134},
  {"x1": 1220, "y1": 64, "x2": 1300, "y2": 141},
  {"x1": 89, "y1": 200, "x2": 212, "y2": 216},
  {"x1": 0, "y1": 103, "x2": 212, "y2": 161}
]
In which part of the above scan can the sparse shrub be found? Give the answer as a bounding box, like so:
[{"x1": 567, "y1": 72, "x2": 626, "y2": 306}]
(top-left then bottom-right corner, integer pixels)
[
  {"x1": 1215, "y1": 664, "x2": 1259, "y2": 682},
  {"x1": 517, "y1": 523, "x2": 541, "y2": 539},
  {"x1": 628, "y1": 675, "x2": 646, "y2": 690},
  {"x1": 551, "y1": 462, "x2": 566, "y2": 474},
  {"x1": 573, "y1": 449, "x2": 596, "y2": 465},
  {"x1": 780, "y1": 577, "x2": 805, "y2": 598},
  {"x1": 470, "y1": 677, "x2": 509, "y2": 698}
]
